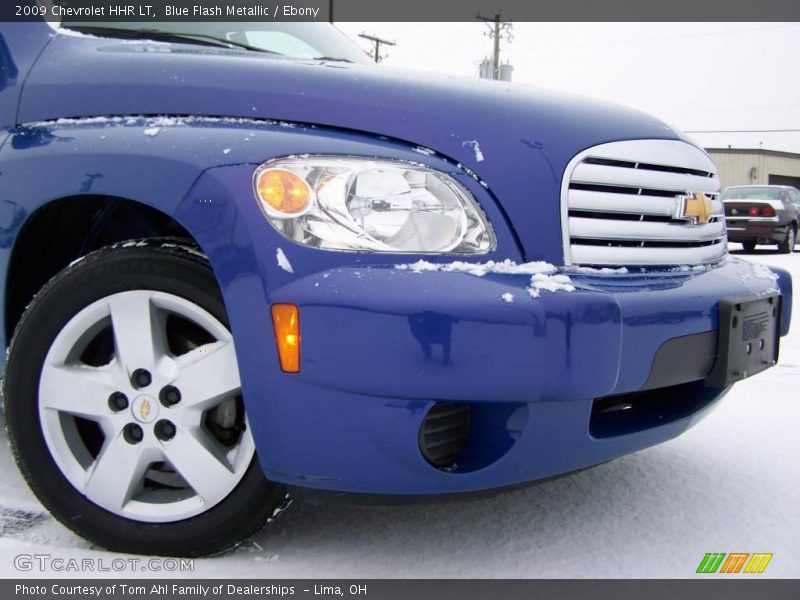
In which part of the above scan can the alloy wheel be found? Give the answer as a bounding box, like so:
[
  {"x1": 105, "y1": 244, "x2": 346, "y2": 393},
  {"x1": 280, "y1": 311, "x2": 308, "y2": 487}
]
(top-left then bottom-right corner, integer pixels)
[{"x1": 38, "y1": 290, "x2": 254, "y2": 522}]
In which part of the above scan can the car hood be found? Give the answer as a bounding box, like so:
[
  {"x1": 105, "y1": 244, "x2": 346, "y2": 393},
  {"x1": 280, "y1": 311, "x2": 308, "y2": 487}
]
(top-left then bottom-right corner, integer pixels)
[{"x1": 19, "y1": 33, "x2": 686, "y2": 261}]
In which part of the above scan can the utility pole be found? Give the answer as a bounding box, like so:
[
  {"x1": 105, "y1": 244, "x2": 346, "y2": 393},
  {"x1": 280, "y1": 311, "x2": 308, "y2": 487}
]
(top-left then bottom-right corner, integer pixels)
[
  {"x1": 358, "y1": 33, "x2": 396, "y2": 63},
  {"x1": 477, "y1": 12, "x2": 513, "y2": 80}
]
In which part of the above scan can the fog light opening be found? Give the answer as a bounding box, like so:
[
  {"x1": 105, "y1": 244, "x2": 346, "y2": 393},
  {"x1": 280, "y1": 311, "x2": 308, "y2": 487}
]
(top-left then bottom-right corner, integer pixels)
[{"x1": 418, "y1": 402, "x2": 472, "y2": 470}]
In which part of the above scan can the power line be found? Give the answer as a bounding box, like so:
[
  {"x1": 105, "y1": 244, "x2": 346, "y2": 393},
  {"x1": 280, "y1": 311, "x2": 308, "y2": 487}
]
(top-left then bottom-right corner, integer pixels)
[
  {"x1": 524, "y1": 23, "x2": 800, "y2": 50},
  {"x1": 344, "y1": 22, "x2": 799, "y2": 46},
  {"x1": 684, "y1": 129, "x2": 800, "y2": 133},
  {"x1": 662, "y1": 104, "x2": 800, "y2": 114}
]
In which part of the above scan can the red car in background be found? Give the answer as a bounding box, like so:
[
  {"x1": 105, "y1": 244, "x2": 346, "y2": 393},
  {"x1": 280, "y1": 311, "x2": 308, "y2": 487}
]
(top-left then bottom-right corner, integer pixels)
[{"x1": 723, "y1": 185, "x2": 800, "y2": 253}]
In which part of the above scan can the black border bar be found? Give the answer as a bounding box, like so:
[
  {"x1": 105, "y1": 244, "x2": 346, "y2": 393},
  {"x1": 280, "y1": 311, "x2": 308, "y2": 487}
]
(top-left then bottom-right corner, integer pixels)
[
  {"x1": 5, "y1": 579, "x2": 800, "y2": 600},
  {"x1": 2, "y1": 0, "x2": 800, "y2": 22}
]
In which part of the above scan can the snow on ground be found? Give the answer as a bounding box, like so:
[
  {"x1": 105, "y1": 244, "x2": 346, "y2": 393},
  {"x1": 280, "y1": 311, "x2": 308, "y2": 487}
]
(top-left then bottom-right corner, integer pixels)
[{"x1": 1, "y1": 244, "x2": 798, "y2": 578}]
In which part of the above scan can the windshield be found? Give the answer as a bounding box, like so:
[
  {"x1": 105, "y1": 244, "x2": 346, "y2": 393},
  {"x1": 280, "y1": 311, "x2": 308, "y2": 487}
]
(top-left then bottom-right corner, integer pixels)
[
  {"x1": 722, "y1": 187, "x2": 784, "y2": 201},
  {"x1": 60, "y1": 21, "x2": 371, "y2": 64}
]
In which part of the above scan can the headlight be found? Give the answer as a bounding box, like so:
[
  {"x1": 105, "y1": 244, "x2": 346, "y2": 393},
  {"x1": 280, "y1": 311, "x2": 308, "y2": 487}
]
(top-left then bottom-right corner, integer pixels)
[{"x1": 253, "y1": 157, "x2": 495, "y2": 253}]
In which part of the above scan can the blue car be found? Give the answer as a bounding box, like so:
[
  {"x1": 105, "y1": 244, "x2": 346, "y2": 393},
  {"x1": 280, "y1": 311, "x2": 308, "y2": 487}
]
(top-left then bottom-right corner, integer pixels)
[{"x1": 0, "y1": 18, "x2": 792, "y2": 557}]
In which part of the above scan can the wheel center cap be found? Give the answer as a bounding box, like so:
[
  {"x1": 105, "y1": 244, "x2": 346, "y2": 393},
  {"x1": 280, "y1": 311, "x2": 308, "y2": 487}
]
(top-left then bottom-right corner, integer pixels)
[{"x1": 131, "y1": 395, "x2": 158, "y2": 424}]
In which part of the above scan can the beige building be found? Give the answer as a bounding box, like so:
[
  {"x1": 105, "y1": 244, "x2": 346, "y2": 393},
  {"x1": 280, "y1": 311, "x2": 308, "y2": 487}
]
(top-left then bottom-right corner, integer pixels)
[{"x1": 706, "y1": 148, "x2": 800, "y2": 190}]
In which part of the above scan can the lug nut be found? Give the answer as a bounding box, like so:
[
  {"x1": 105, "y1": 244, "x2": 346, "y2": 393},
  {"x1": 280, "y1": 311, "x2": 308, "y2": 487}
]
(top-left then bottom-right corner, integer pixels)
[
  {"x1": 123, "y1": 423, "x2": 144, "y2": 444},
  {"x1": 108, "y1": 392, "x2": 129, "y2": 412},
  {"x1": 159, "y1": 385, "x2": 181, "y2": 407},
  {"x1": 131, "y1": 368, "x2": 152, "y2": 389},
  {"x1": 155, "y1": 419, "x2": 176, "y2": 441}
]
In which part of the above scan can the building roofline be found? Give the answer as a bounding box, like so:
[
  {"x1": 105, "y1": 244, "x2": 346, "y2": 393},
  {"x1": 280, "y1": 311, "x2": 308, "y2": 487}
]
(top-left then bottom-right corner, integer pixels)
[
  {"x1": 725, "y1": 184, "x2": 796, "y2": 190},
  {"x1": 706, "y1": 148, "x2": 800, "y2": 160}
]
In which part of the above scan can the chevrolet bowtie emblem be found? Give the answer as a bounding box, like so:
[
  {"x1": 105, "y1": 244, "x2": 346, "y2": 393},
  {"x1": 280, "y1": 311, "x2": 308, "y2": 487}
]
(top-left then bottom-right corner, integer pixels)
[
  {"x1": 139, "y1": 398, "x2": 151, "y2": 421},
  {"x1": 675, "y1": 192, "x2": 714, "y2": 226}
]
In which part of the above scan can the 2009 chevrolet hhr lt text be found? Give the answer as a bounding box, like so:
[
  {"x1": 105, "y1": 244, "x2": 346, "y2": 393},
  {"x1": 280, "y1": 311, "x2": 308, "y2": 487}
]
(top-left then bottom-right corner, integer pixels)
[{"x1": 0, "y1": 18, "x2": 792, "y2": 556}]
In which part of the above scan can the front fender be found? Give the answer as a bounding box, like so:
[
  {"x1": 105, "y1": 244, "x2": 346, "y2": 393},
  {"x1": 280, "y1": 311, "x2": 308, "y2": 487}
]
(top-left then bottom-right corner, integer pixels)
[
  {"x1": 0, "y1": 115, "x2": 520, "y2": 346},
  {"x1": 0, "y1": 117, "x2": 260, "y2": 344}
]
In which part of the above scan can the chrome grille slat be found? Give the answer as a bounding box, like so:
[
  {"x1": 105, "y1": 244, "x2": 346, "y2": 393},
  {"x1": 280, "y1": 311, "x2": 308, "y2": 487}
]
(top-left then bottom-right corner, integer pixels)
[
  {"x1": 568, "y1": 190, "x2": 723, "y2": 218},
  {"x1": 569, "y1": 217, "x2": 725, "y2": 242},
  {"x1": 571, "y1": 163, "x2": 720, "y2": 194},
  {"x1": 573, "y1": 139, "x2": 717, "y2": 172},
  {"x1": 568, "y1": 190, "x2": 679, "y2": 216},
  {"x1": 582, "y1": 156, "x2": 714, "y2": 178},
  {"x1": 561, "y1": 140, "x2": 726, "y2": 266},
  {"x1": 570, "y1": 244, "x2": 725, "y2": 266}
]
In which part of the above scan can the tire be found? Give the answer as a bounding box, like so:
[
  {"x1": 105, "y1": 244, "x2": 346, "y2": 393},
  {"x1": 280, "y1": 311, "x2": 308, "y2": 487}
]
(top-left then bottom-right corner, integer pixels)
[
  {"x1": 741, "y1": 241, "x2": 757, "y2": 253},
  {"x1": 3, "y1": 241, "x2": 287, "y2": 557},
  {"x1": 778, "y1": 225, "x2": 796, "y2": 254}
]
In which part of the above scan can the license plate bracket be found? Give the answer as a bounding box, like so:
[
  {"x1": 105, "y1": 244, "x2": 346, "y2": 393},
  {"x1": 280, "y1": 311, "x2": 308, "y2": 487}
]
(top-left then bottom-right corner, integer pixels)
[{"x1": 706, "y1": 293, "x2": 781, "y2": 388}]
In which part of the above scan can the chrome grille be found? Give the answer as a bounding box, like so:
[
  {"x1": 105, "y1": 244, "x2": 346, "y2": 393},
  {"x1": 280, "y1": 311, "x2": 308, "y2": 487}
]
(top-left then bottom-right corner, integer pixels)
[{"x1": 561, "y1": 140, "x2": 726, "y2": 266}]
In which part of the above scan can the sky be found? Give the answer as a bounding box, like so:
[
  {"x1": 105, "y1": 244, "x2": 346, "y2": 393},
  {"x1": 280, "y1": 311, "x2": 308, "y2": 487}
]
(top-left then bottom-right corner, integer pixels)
[{"x1": 336, "y1": 22, "x2": 800, "y2": 154}]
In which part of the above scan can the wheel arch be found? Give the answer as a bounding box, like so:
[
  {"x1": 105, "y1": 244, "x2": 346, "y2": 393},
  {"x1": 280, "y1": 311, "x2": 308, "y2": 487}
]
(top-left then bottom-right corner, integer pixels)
[
  {"x1": 4, "y1": 194, "x2": 204, "y2": 344},
  {"x1": 0, "y1": 119, "x2": 274, "y2": 347}
]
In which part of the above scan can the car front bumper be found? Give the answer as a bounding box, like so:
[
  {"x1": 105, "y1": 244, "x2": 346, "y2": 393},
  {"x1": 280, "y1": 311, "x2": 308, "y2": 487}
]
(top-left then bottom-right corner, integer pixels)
[
  {"x1": 242, "y1": 257, "x2": 791, "y2": 496},
  {"x1": 726, "y1": 218, "x2": 789, "y2": 244},
  {"x1": 175, "y1": 162, "x2": 792, "y2": 498}
]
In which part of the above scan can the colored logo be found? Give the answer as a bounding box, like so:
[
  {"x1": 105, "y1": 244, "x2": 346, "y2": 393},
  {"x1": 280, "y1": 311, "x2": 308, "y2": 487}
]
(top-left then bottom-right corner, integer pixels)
[
  {"x1": 139, "y1": 398, "x2": 151, "y2": 421},
  {"x1": 675, "y1": 191, "x2": 714, "y2": 226},
  {"x1": 696, "y1": 553, "x2": 773, "y2": 574},
  {"x1": 131, "y1": 395, "x2": 158, "y2": 424}
]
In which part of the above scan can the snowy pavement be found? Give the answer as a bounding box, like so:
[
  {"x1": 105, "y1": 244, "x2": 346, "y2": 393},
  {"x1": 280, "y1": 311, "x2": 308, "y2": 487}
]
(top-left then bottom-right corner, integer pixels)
[{"x1": 1, "y1": 245, "x2": 798, "y2": 579}]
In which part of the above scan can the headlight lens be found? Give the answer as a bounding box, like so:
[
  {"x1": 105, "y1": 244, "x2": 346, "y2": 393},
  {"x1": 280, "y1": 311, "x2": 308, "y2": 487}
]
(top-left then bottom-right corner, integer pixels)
[{"x1": 253, "y1": 157, "x2": 495, "y2": 253}]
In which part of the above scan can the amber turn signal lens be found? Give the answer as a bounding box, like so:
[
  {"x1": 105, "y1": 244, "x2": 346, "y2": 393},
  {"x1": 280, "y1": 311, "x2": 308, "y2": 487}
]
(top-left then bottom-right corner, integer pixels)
[
  {"x1": 257, "y1": 168, "x2": 312, "y2": 216},
  {"x1": 271, "y1": 303, "x2": 300, "y2": 373}
]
